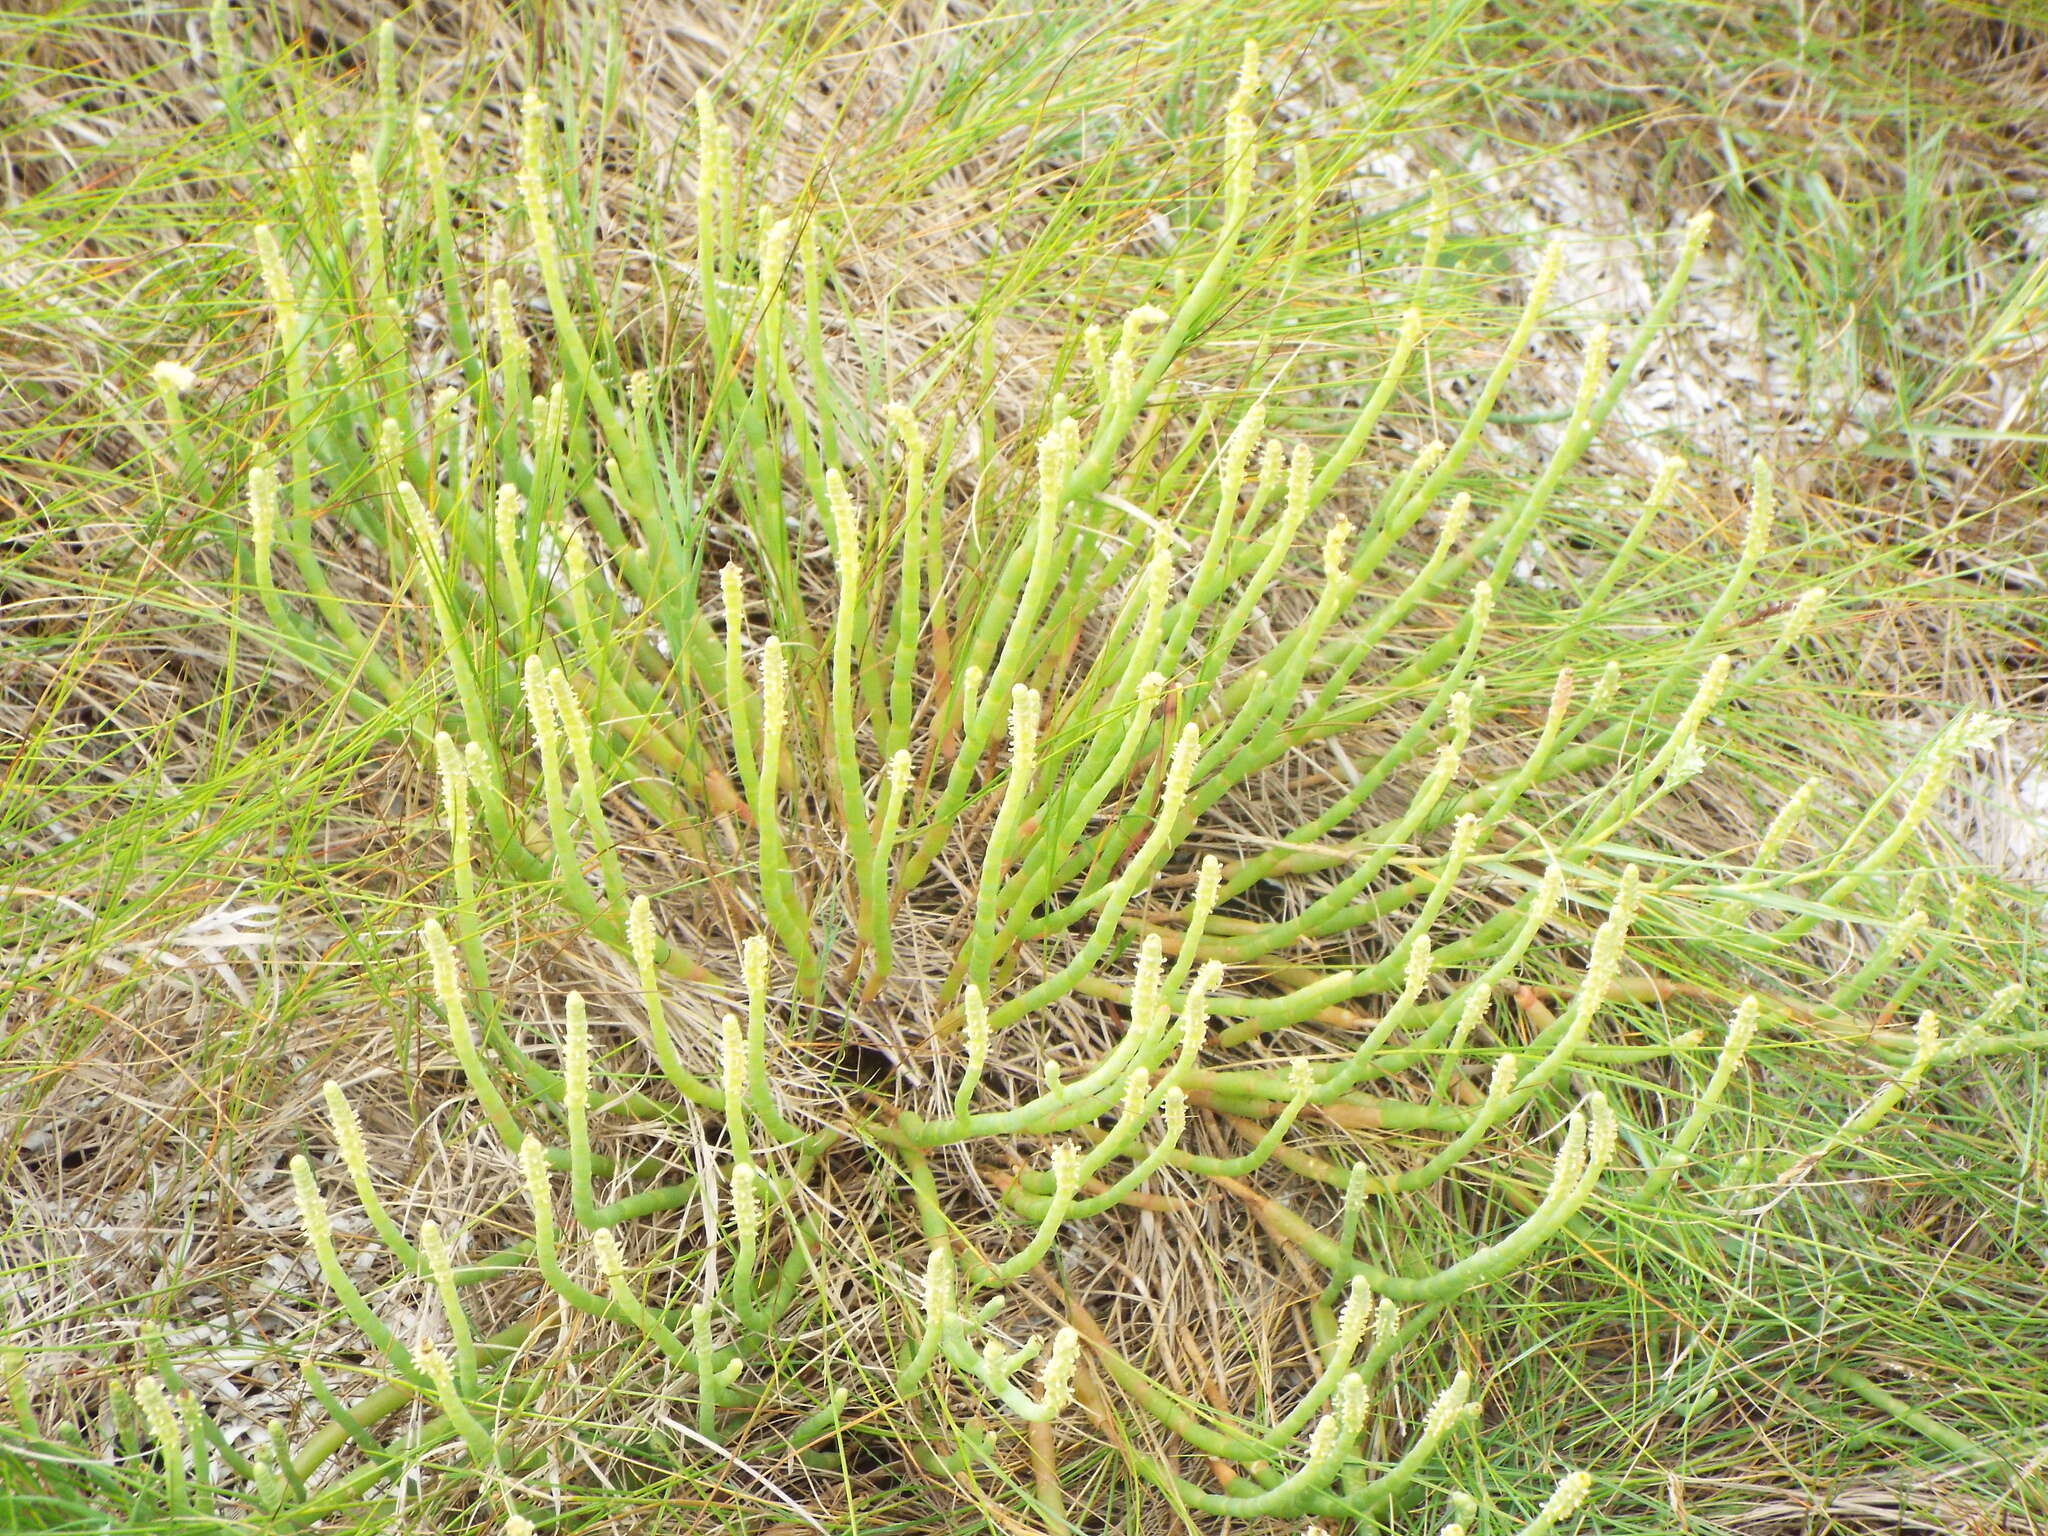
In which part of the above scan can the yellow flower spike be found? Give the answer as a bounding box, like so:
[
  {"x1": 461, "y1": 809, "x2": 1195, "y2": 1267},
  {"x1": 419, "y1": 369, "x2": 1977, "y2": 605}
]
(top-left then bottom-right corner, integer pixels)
[
  {"x1": 1283, "y1": 442, "x2": 1315, "y2": 533},
  {"x1": 1160, "y1": 1084, "x2": 1188, "y2": 1144},
  {"x1": 491, "y1": 279, "x2": 528, "y2": 368},
  {"x1": 253, "y1": 224, "x2": 295, "y2": 316},
  {"x1": 1577, "y1": 883, "x2": 1636, "y2": 1020},
  {"x1": 1108, "y1": 350, "x2": 1137, "y2": 418},
  {"x1": 1287, "y1": 1057, "x2": 1314, "y2": 1104},
  {"x1": 1167, "y1": 959, "x2": 1224, "y2": 1074},
  {"x1": 322, "y1": 1081, "x2": 369, "y2": 1185},
  {"x1": 419, "y1": 1219, "x2": 460, "y2": 1306},
  {"x1": 958, "y1": 664, "x2": 984, "y2": 728},
  {"x1": 719, "y1": 1012, "x2": 748, "y2": 1120},
  {"x1": 1447, "y1": 810, "x2": 1482, "y2": 865},
  {"x1": 1544, "y1": 1112, "x2": 1590, "y2": 1203},
  {"x1": 1571, "y1": 325, "x2": 1610, "y2": 424},
  {"x1": 517, "y1": 93, "x2": 557, "y2": 273},
  {"x1": 1159, "y1": 723, "x2": 1200, "y2": 826},
  {"x1": 545, "y1": 669, "x2": 595, "y2": 772},
  {"x1": 412, "y1": 112, "x2": 444, "y2": 183},
  {"x1": 433, "y1": 730, "x2": 468, "y2": 835},
  {"x1": 1683, "y1": 206, "x2": 1716, "y2": 253},
  {"x1": 1725, "y1": 995, "x2": 1762, "y2": 1059},
  {"x1": 1468, "y1": 576, "x2": 1494, "y2": 639},
  {"x1": 1441, "y1": 976, "x2": 1489, "y2": 1052},
  {"x1": 286, "y1": 127, "x2": 317, "y2": 205},
  {"x1": 1904, "y1": 1011, "x2": 1941, "y2": 1087},
  {"x1": 1669, "y1": 653, "x2": 1731, "y2": 752},
  {"x1": 1255, "y1": 436, "x2": 1286, "y2": 500},
  {"x1": 827, "y1": 468, "x2": 861, "y2": 577},
  {"x1": 1335, "y1": 1373, "x2": 1370, "y2": 1439},
  {"x1": 461, "y1": 741, "x2": 492, "y2": 794},
  {"x1": 1219, "y1": 401, "x2": 1266, "y2": 510},
  {"x1": 1233, "y1": 37, "x2": 1261, "y2": 106},
  {"x1": 349, "y1": 151, "x2": 383, "y2": 258},
  {"x1": 1320, "y1": 518, "x2": 1354, "y2": 584},
  {"x1": 1448, "y1": 688, "x2": 1474, "y2": 743},
  {"x1": 376, "y1": 419, "x2": 408, "y2": 484},
  {"x1": 372, "y1": 17, "x2": 395, "y2": 103},
  {"x1": 1645, "y1": 992, "x2": 1761, "y2": 1199},
  {"x1": 1433, "y1": 491, "x2": 1471, "y2": 557},
  {"x1": 414, "y1": 1334, "x2": 458, "y2": 1397},
  {"x1": 1531, "y1": 1470, "x2": 1594, "y2": 1533},
  {"x1": 151, "y1": 359, "x2": 199, "y2": 396},
  {"x1": 730, "y1": 1160, "x2": 762, "y2": 1247},
  {"x1": 1117, "y1": 303, "x2": 1169, "y2": 357},
  {"x1": 1743, "y1": 456, "x2": 1778, "y2": 567},
  {"x1": 1781, "y1": 585, "x2": 1826, "y2": 648},
  {"x1": 758, "y1": 214, "x2": 794, "y2": 304},
  {"x1": 1130, "y1": 933, "x2": 1167, "y2": 1033},
  {"x1": 720, "y1": 564, "x2": 748, "y2": 639},
  {"x1": 1584, "y1": 1092, "x2": 1618, "y2": 1174},
  {"x1": 1081, "y1": 321, "x2": 1110, "y2": 396},
  {"x1": 1223, "y1": 40, "x2": 1261, "y2": 222},
  {"x1": 1395, "y1": 304, "x2": 1425, "y2": 356},
  {"x1": 562, "y1": 991, "x2": 590, "y2": 1120},
  {"x1": 980, "y1": 1337, "x2": 1011, "y2": 1381},
  {"x1": 492, "y1": 481, "x2": 525, "y2": 572},
  {"x1": 693, "y1": 87, "x2": 720, "y2": 192},
  {"x1": 1142, "y1": 526, "x2": 1175, "y2": 614},
  {"x1": 760, "y1": 637, "x2": 787, "y2": 750},
  {"x1": 954, "y1": 984, "x2": 991, "y2": 1120},
  {"x1": 1423, "y1": 1375, "x2": 1474, "y2": 1441},
  {"x1": 1118, "y1": 1066, "x2": 1151, "y2": 1126},
  {"x1": 1032, "y1": 415, "x2": 1081, "y2": 524},
  {"x1": 288, "y1": 1153, "x2": 332, "y2": 1248},
  {"x1": 415, "y1": 1333, "x2": 494, "y2": 1464},
  {"x1": 521, "y1": 655, "x2": 558, "y2": 758},
  {"x1": 246, "y1": 460, "x2": 278, "y2": 569},
  {"x1": 742, "y1": 934, "x2": 770, "y2": 1020},
  {"x1": 420, "y1": 916, "x2": 511, "y2": 1152},
  {"x1": 420, "y1": 915, "x2": 461, "y2": 1008},
  {"x1": 1486, "y1": 1053, "x2": 1519, "y2": 1105},
  {"x1": 134, "y1": 1374, "x2": 180, "y2": 1451},
  {"x1": 1590, "y1": 659, "x2": 1621, "y2": 712},
  {"x1": 1052, "y1": 1143, "x2": 1081, "y2": 1197},
  {"x1": 518, "y1": 1136, "x2": 553, "y2": 1230},
  {"x1": 1008, "y1": 685, "x2": 1041, "y2": 783},
  {"x1": 591, "y1": 1226, "x2": 629, "y2": 1292},
  {"x1": 1407, "y1": 435, "x2": 1449, "y2": 487},
  {"x1": 1650, "y1": 451, "x2": 1686, "y2": 506},
  {"x1": 429, "y1": 377, "x2": 457, "y2": 432},
  {"x1": 925, "y1": 1242, "x2": 956, "y2": 1317},
  {"x1": 1373, "y1": 1295, "x2": 1400, "y2": 1354},
  {"x1": 1039, "y1": 1326, "x2": 1080, "y2": 1416},
  {"x1": 1331, "y1": 1275, "x2": 1373, "y2": 1353},
  {"x1": 1403, "y1": 932, "x2": 1433, "y2": 1001},
  {"x1": 1298, "y1": 1413, "x2": 1343, "y2": 1483}
]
